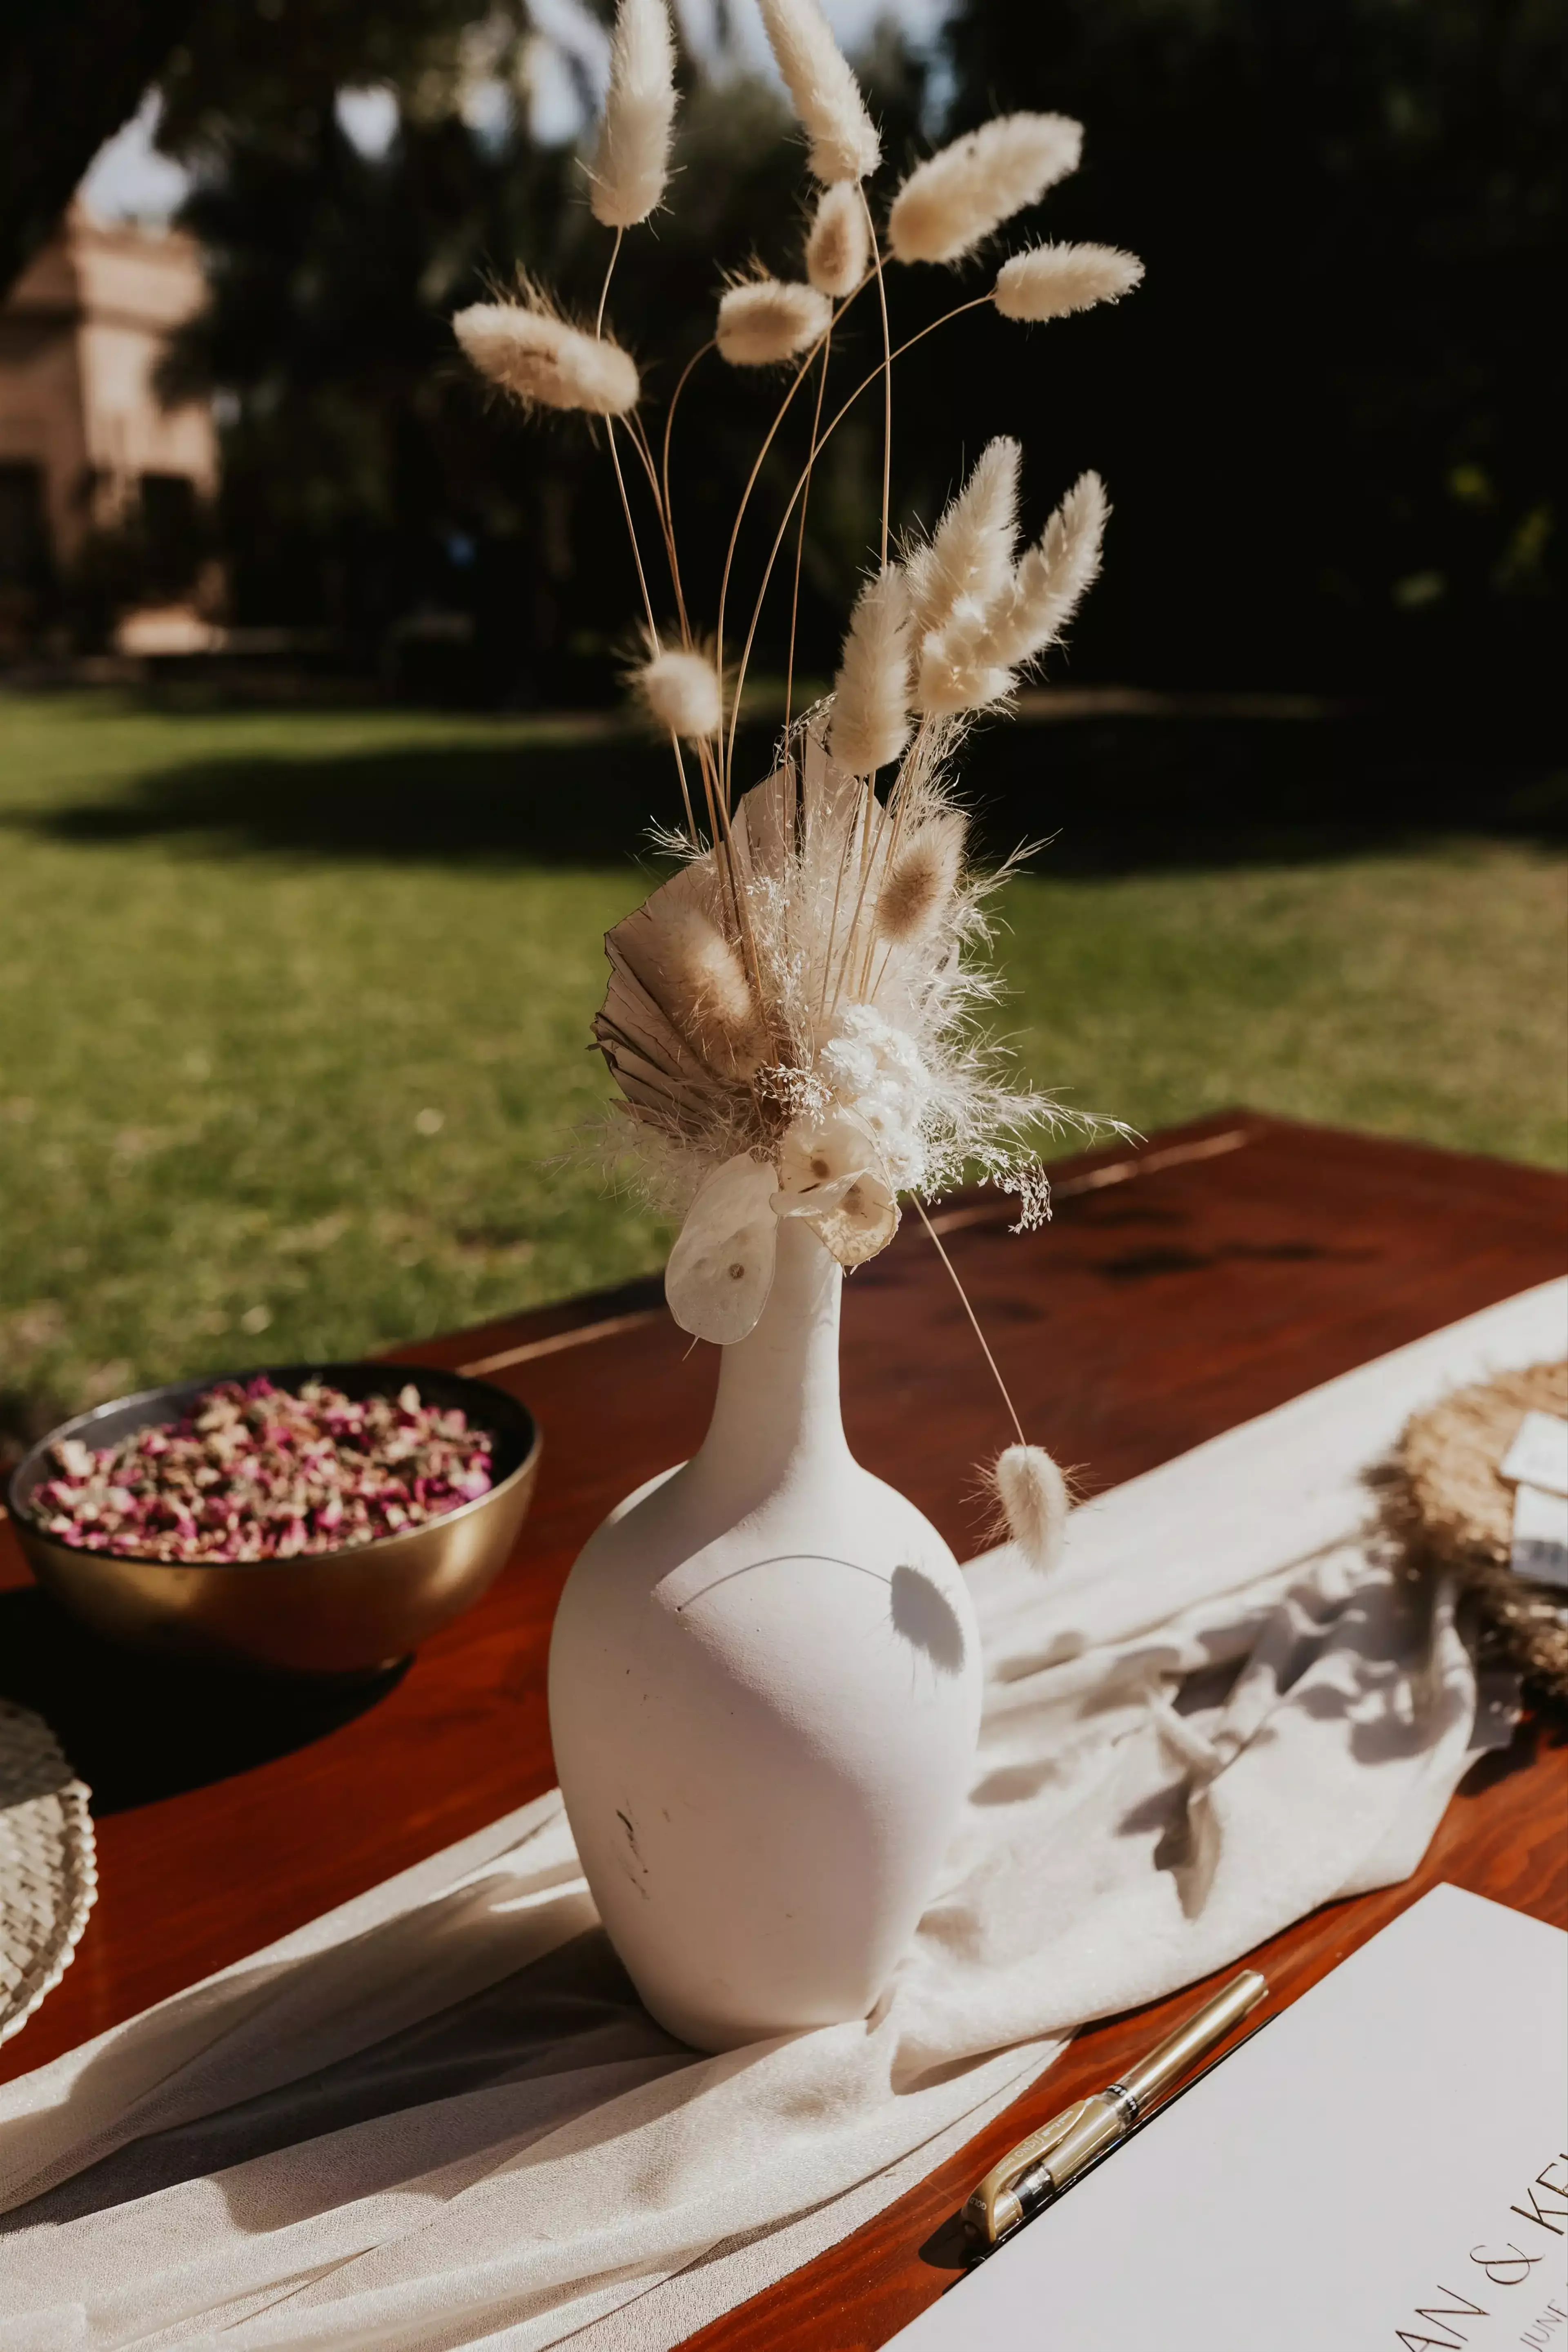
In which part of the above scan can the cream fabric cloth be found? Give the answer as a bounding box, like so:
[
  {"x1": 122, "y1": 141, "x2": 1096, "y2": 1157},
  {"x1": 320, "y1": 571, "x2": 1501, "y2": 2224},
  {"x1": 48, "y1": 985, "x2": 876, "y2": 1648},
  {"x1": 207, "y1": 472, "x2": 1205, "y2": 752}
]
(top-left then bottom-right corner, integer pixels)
[{"x1": 0, "y1": 1279, "x2": 1559, "y2": 2352}]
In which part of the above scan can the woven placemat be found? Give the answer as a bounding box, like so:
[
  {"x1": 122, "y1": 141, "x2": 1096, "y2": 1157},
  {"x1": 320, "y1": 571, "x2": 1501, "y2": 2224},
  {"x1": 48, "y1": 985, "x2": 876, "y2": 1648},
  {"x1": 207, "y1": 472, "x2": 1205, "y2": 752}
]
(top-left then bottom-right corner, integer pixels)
[
  {"x1": 1386, "y1": 1360, "x2": 1568, "y2": 1706},
  {"x1": 0, "y1": 1699, "x2": 97, "y2": 2045}
]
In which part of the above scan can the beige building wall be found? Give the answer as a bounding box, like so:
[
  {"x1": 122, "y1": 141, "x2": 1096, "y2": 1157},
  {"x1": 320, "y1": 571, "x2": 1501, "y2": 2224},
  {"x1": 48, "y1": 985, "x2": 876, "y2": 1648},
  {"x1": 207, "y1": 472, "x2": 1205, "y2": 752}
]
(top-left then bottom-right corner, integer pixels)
[{"x1": 0, "y1": 203, "x2": 216, "y2": 577}]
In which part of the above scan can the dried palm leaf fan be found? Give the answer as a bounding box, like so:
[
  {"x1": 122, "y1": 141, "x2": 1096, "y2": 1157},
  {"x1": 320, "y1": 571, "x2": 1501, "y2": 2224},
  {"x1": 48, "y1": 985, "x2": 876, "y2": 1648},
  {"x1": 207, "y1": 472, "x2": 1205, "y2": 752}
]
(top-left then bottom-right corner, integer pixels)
[
  {"x1": 453, "y1": 0, "x2": 1148, "y2": 1568},
  {"x1": 1384, "y1": 1363, "x2": 1568, "y2": 1707}
]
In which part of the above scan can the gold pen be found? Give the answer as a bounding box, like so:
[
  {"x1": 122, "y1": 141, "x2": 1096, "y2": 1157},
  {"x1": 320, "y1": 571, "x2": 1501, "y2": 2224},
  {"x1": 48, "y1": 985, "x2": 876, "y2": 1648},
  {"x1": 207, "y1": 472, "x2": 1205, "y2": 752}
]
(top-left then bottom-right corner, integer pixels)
[{"x1": 963, "y1": 1969, "x2": 1268, "y2": 2248}]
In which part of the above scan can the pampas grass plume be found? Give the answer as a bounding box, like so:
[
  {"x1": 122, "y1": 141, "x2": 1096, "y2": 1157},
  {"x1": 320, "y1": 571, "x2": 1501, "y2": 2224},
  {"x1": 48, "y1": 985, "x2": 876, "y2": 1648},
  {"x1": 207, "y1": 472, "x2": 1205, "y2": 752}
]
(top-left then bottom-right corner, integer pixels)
[
  {"x1": 888, "y1": 113, "x2": 1082, "y2": 267},
  {"x1": 875, "y1": 814, "x2": 964, "y2": 944},
  {"x1": 588, "y1": 0, "x2": 677, "y2": 229},
  {"x1": 756, "y1": 0, "x2": 882, "y2": 185},
  {"x1": 634, "y1": 647, "x2": 722, "y2": 739},
  {"x1": 994, "y1": 241, "x2": 1145, "y2": 321},
  {"x1": 828, "y1": 566, "x2": 913, "y2": 775},
  {"x1": 805, "y1": 181, "x2": 869, "y2": 298},
  {"x1": 990, "y1": 1442, "x2": 1069, "y2": 1572},
  {"x1": 717, "y1": 277, "x2": 833, "y2": 367},
  {"x1": 454, "y1": 302, "x2": 640, "y2": 416}
]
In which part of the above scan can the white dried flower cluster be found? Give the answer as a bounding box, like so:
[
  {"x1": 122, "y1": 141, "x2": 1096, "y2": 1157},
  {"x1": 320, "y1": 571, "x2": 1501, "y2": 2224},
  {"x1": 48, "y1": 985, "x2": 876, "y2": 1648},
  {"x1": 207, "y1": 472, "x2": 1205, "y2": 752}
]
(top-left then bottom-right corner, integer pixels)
[
  {"x1": 453, "y1": 303, "x2": 640, "y2": 416},
  {"x1": 588, "y1": 0, "x2": 677, "y2": 230},
  {"x1": 716, "y1": 277, "x2": 833, "y2": 368},
  {"x1": 597, "y1": 723, "x2": 1064, "y2": 1342}
]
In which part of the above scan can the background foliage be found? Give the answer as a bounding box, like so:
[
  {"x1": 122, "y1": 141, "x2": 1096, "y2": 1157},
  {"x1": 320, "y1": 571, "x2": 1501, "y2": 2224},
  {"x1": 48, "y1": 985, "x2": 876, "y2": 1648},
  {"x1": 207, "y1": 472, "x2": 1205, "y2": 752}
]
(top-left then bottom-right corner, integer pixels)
[{"x1": 119, "y1": 0, "x2": 1565, "y2": 707}]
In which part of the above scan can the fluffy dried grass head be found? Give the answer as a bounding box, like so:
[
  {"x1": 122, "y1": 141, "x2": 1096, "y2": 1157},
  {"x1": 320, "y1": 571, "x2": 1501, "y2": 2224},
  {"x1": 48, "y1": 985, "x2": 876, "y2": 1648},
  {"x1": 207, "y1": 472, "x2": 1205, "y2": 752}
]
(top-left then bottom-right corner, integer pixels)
[
  {"x1": 995, "y1": 241, "x2": 1145, "y2": 322},
  {"x1": 805, "y1": 181, "x2": 869, "y2": 299},
  {"x1": 588, "y1": 0, "x2": 677, "y2": 230},
  {"x1": 633, "y1": 645, "x2": 723, "y2": 740},
  {"x1": 986, "y1": 1443, "x2": 1071, "y2": 1572},
  {"x1": 454, "y1": 301, "x2": 640, "y2": 416},
  {"x1": 827, "y1": 566, "x2": 913, "y2": 775},
  {"x1": 874, "y1": 813, "x2": 965, "y2": 944},
  {"x1": 716, "y1": 275, "x2": 833, "y2": 367},
  {"x1": 888, "y1": 113, "x2": 1082, "y2": 267},
  {"x1": 905, "y1": 437, "x2": 1020, "y2": 639},
  {"x1": 756, "y1": 0, "x2": 881, "y2": 185}
]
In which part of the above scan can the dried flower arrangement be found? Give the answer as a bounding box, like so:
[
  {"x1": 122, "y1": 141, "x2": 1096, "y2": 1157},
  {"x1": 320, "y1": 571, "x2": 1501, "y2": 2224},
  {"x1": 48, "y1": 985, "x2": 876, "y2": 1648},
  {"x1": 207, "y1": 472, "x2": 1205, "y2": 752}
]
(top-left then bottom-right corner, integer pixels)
[
  {"x1": 33, "y1": 1379, "x2": 494, "y2": 1562},
  {"x1": 454, "y1": 0, "x2": 1143, "y2": 1569}
]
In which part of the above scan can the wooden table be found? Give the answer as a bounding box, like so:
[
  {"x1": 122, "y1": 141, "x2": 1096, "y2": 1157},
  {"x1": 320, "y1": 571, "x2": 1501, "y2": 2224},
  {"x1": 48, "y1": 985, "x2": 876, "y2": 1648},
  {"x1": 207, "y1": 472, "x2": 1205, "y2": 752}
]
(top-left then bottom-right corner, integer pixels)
[{"x1": 2, "y1": 1110, "x2": 1564, "y2": 2347}]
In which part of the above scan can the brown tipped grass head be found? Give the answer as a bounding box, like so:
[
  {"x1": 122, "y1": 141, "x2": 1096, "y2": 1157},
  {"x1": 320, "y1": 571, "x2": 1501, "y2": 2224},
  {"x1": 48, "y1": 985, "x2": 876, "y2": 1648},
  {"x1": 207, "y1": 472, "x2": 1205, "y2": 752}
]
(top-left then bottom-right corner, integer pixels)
[
  {"x1": 644, "y1": 904, "x2": 766, "y2": 1077},
  {"x1": 805, "y1": 181, "x2": 869, "y2": 298},
  {"x1": 875, "y1": 815, "x2": 965, "y2": 945}
]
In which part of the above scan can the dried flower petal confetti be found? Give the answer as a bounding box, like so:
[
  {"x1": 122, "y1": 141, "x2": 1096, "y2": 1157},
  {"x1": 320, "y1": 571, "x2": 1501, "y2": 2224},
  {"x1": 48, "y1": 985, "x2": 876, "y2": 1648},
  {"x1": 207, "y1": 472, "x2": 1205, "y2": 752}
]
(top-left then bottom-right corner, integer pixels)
[{"x1": 31, "y1": 1378, "x2": 495, "y2": 1564}]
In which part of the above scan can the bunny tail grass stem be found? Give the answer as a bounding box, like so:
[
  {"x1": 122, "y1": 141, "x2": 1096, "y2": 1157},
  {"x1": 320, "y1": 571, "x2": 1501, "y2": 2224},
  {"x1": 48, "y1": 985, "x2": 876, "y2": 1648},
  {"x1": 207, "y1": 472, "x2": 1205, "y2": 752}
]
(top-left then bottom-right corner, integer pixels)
[
  {"x1": 606, "y1": 418, "x2": 661, "y2": 652},
  {"x1": 668, "y1": 731, "x2": 698, "y2": 840},
  {"x1": 785, "y1": 328, "x2": 833, "y2": 740},
  {"x1": 719, "y1": 297, "x2": 994, "y2": 781},
  {"x1": 621, "y1": 410, "x2": 694, "y2": 647},
  {"x1": 862, "y1": 187, "x2": 891, "y2": 567},
  {"x1": 912, "y1": 1195, "x2": 1029, "y2": 1450},
  {"x1": 716, "y1": 285, "x2": 868, "y2": 800},
  {"x1": 596, "y1": 228, "x2": 623, "y2": 335},
  {"x1": 659, "y1": 339, "x2": 714, "y2": 634}
]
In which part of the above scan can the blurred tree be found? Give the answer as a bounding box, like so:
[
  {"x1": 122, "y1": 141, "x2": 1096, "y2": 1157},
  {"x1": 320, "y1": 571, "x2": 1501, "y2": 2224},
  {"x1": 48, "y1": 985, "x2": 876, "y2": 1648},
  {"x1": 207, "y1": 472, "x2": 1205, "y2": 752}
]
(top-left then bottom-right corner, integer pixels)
[
  {"x1": 71, "y1": 0, "x2": 1561, "y2": 705},
  {"x1": 937, "y1": 0, "x2": 1566, "y2": 696},
  {"x1": 153, "y1": 6, "x2": 928, "y2": 699},
  {"x1": 0, "y1": 0, "x2": 199, "y2": 294}
]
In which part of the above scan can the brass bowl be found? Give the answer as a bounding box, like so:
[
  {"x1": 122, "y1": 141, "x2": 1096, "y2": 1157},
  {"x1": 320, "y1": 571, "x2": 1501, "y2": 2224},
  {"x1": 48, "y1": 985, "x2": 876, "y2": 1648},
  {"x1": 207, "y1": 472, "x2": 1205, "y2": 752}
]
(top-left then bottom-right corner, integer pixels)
[{"x1": 6, "y1": 1362, "x2": 541, "y2": 1676}]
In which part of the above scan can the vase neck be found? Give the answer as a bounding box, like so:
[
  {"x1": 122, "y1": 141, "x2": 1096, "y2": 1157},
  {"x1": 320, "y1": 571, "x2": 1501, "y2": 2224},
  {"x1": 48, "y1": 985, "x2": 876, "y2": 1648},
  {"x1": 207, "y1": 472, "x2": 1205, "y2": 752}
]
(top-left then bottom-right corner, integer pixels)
[{"x1": 694, "y1": 1217, "x2": 846, "y2": 1496}]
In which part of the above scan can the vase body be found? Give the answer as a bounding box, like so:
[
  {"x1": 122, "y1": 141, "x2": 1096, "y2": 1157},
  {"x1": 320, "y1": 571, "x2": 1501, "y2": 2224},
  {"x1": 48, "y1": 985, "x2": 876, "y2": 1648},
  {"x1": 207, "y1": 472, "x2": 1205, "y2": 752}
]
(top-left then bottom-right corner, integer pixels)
[{"x1": 548, "y1": 1218, "x2": 982, "y2": 2052}]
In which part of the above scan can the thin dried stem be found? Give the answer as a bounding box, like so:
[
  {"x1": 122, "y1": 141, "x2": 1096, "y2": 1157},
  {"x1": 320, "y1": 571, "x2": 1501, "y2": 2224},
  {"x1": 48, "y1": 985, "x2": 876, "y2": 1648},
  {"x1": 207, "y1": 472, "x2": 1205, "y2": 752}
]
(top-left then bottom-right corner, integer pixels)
[
  {"x1": 913, "y1": 1196, "x2": 1028, "y2": 1448},
  {"x1": 861, "y1": 188, "x2": 892, "y2": 567},
  {"x1": 606, "y1": 422, "x2": 659, "y2": 649},
  {"x1": 621, "y1": 408, "x2": 692, "y2": 643},
  {"x1": 716, "y1": 270, "x2": 873, "y2": 801},
  {"x1": 668, "y1": 731, "x2": 697, "y2": 841},
  {"x1": 784, "y1": 327, "x2": 834, "y2": 740},
  {"x1": 596, "y1": 228, "x2": 624, "y2": 335},
  {"x1": 659, "y1": 337, "x2": 716, "y2": 640},
  {"x1": 723, "y1": 297, "x2": 990, "y2": 767}
]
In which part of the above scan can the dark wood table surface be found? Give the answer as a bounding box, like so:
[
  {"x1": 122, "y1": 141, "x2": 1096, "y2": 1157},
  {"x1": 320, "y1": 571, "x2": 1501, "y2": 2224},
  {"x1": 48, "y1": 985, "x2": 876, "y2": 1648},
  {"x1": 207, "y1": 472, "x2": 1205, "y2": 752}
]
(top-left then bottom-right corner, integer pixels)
[{"x1": 2, "y1": 1109, "x2": 1565, "y2": 2347}]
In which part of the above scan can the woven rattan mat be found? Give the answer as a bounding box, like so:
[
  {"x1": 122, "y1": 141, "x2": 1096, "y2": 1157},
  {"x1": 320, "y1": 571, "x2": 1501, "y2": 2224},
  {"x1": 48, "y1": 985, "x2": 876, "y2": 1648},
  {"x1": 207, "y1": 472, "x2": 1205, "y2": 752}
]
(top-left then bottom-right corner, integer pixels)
[
  {"x1": 0, "y1": 1700, "x2": 96, "y2": 2046},
  {"x1": 1390, "y1": 1360, "x2": 1568, "y2": 1705}
]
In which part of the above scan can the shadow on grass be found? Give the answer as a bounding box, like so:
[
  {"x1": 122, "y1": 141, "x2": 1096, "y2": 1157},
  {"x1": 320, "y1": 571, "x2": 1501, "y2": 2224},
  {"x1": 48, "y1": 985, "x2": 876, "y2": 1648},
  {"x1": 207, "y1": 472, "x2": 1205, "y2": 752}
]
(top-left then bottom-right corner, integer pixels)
[{"x1": 5, "y1": 702, "x2": 1564, "y2": 872}]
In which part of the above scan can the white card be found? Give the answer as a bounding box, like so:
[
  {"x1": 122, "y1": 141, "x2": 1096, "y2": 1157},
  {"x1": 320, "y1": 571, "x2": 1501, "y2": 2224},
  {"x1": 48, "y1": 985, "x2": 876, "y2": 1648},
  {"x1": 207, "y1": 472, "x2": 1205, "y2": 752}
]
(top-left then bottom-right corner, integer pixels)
[
  {"x1": 1500, "y1": 1409, "x2": 1568, "y2": 1497},
  {"x1": 889, "y1": 1886, "x2": 1568, "y2": 2352},
  {"x1": 1513, "y1": 1480, "x2": 1568, "y2": 1589}
]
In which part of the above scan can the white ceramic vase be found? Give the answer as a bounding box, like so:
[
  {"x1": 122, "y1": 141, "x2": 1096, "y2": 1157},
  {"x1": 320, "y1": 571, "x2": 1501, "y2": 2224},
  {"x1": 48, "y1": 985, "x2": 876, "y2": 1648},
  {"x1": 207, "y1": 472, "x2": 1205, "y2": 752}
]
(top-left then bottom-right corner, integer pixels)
[{"x1": 548, "y1": 1216, "x2": 983, "y2": 2052}]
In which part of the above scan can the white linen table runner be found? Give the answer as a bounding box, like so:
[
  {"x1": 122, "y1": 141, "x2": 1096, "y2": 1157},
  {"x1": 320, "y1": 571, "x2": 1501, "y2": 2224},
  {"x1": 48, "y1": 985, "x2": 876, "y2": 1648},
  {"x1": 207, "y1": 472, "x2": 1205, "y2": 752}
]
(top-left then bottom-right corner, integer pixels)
[{"x1": 0, "y1": 1278, "x2": 1560, "y2": 2352}]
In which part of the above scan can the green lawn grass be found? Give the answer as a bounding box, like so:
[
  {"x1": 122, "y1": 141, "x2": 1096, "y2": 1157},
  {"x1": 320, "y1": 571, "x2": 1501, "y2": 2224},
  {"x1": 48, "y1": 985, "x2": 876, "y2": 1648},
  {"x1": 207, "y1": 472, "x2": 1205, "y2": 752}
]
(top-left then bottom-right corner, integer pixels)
[{"x1": 2, "y1": 689, "x2": 1563, "y2": 1444}]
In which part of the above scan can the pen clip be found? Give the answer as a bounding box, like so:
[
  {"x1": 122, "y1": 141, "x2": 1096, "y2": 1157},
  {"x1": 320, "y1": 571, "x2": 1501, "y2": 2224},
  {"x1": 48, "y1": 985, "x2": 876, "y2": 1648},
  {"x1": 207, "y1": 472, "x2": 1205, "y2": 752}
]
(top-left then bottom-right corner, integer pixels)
[{"x1": 964, "y1": 2098, "x2": 1097, "y2": 2247}]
